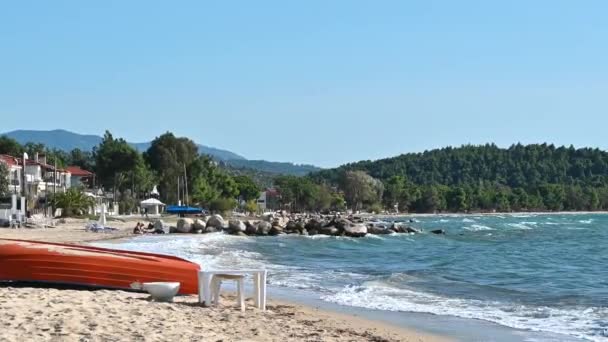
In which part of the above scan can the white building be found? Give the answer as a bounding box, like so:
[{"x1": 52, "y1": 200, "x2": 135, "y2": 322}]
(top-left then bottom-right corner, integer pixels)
[
  {"x1": 0, "y1": 153, "x2": 71, "y2": 198},
  {"x1": 0, "y1": 154, "x2": 22, "y2": 195}
]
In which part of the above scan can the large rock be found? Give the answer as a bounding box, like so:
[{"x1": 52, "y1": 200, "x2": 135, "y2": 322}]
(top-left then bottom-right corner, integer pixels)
[
  {"x1": 193, "y1": 219, "x2": 207, "y2": 231},
  {"x1": 153, "y1": 219, "x2": 169, "y2": 234},
  {"x1": 269, "y1": 225, "x2": 284, "y2": 236},
  {"x1": 245, "y1": 221, "x2": 258, "y2": 235},
  {"x1": 205, "y1": 226, "x2": 219, "y2": 233},
  {"x1": 333, "y1": 218, "x2": 353, "y2": 232},
  {"x1": 295, "y1": 221, "x2": 306, "y2": 234},
  {"x1": 344, "y1": 223, "x2": 367, "y2": 237},
  {"x1": 368, "y1": 225, "x2": 393, "y2": 235},
  {"x1": 285, "y1": 220, "x2": 299, "y2": 233},
  {"x1": 228, "y1": 220, "x2": 246, "y2": 234},
  {"x1": 272, "y1": 217, "x2": 289, "y2": 229},
  {"x1": 206, "y1": 214, "x2": 225, "y2": 229},
  {"x1": 305, "y1": 219, "x2": 323, "y2": 231},
  {"x1": 256, "y1": 221, "x2": 272, "y2": 236},
  {"x1": 176, "y1": 218, "x2": 194, "y2": 233},
  {"x1": 320, "y1": 226, "x2": 339, "y2": 236}
]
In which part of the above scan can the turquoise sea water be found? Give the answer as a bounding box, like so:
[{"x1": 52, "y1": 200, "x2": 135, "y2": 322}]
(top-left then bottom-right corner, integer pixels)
[{"x1": 95, "y1": 214, "x2": 608, "y2": 341}]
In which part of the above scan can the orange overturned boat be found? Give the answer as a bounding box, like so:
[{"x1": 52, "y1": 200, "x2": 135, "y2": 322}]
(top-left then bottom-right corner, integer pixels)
[{"x1": 0, "y1": 239, "x2": 200, "y2": 294}]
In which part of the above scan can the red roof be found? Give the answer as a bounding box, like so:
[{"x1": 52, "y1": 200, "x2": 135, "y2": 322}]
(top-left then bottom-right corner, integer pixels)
[
  {"x1": 0, "y1": 154, "x2": 20, "y2": 167},
  {"x1": 66, "y1": 166, "x2": 94, "y2": 177}
]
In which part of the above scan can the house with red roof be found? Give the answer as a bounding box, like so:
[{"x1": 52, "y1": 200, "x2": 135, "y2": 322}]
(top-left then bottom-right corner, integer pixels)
[
  {"x1": 0, "y1": 154, "x2": 22, "y2": 195},
  {"x1": 66, "y1": 166, "x2": 95, "y2": 188}
]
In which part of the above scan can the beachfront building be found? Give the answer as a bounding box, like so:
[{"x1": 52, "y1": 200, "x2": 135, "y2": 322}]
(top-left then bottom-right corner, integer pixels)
[
  {"x1": 0, "y1": 154, "x2": 23, "y2": 195},
  {"x1": 23, "y1": 154, "x2": 71, "y2": 197},
  {"x1": 257, "y1": 188, "x2": 281, "y2": 212},
  {"x1": 0, "y1": 153, "x2": 71, "y2": 199},
  {"x1": 66, "y1": 166, "x2": 94, "y2": 189}
]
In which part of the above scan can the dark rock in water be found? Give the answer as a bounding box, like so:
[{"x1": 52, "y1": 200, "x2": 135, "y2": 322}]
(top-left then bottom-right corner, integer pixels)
[
  {"x1": 285, "y1": 220, "x2": 298, "y2": 231},
  {"x1": 256, "y1": 221, "x2": 272, "y2": 236},
  {"x1": 306, "y1": 219, "x2": 323, "y2": 231},
  {"x1": 404, "y1": 226, "x2": 420, "y2": 234},
  {"x1": 269, "y1": 225, "x2": 284, "y2": 236},
  {"x1": 228, "y1": 220, "x2": 246, "y2": 234},
  {"x1": 320, "y1": 226, "x2": 339, "y2": 236},
  {"x1": 308, "y1": 229, "x2": 318, "y2": 236},
  {"x1": 169, "y1": 226, "x2": 177, "y2": 234},
  {"x1": 236, "y1": 231, "x2": 248, "y2": 237},
  {"x1": 295, "y1": 221, "x2": 306, "y2": 233},
  {"x1": 368, "y1": 226, "x2": 393, "y2": 235},
  {"x1": 430, "y1": 229, "x2": 446, "y2": 235},
  {"x1": 300, "y1": 229, "x2": 309, "y2": 236},
  {"x1": 344, "y1": 223, "x2": 367, "y2": 237},
  {"x1": 245, "y1": 221, "x2": 257, "y2": 235}
]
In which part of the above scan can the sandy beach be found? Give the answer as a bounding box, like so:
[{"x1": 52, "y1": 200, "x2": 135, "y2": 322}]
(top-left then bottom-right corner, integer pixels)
[{"x1": 0, "y1": 218, "x2": 448, "y2": 342}]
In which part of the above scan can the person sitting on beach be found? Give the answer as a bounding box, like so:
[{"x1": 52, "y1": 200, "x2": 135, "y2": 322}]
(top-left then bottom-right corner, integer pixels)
[{"x1": 133, "y1": 222, "x2": 145, "y2": 234}]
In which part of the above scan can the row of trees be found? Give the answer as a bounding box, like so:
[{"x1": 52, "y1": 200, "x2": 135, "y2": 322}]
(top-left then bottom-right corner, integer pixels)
[
  {"x1": 273, "y1": 175, "x2": 346, "y2": 212},
  {"x1": 311, "y1": 144, "x2": 608, "y2": 213},
  {"x1": 0, "y1": 132, "x2": 262, "y2": 214}
]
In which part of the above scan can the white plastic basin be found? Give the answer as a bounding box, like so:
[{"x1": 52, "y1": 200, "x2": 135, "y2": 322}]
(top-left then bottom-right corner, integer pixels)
[{"x1": 142, "y1": 282, "x2": 181, "y2": 302}]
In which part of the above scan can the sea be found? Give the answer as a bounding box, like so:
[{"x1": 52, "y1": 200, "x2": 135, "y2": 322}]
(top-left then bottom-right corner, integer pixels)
[{"x1": 94, "y1": 213, "x2": 608, "y2": 341}]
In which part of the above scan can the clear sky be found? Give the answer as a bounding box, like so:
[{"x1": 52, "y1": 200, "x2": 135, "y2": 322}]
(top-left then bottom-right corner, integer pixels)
[{"x1": 1, "y1": 1, "x2": 607, "y2": 167}]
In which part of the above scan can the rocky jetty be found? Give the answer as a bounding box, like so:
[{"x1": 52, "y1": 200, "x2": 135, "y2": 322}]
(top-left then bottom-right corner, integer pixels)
[{"x1": 159, "y1": 212, "x2": 432, "y2": 238}]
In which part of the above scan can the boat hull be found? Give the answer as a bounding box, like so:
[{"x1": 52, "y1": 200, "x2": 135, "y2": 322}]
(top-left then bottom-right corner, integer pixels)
[{"x1": 0, "y1": 239, "x2": 200, "y2": 294}]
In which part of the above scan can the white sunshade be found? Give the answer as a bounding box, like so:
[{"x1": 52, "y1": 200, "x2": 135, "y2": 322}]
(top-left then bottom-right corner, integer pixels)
[{"x1": 140, "y1": 198, "x2": 165, "y2": 206}]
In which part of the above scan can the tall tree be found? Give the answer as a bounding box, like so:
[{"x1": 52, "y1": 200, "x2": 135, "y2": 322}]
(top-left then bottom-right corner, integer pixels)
[
  {"x1": 94, "y1": 131, "x2": 140, "y2": 193},
  {"x1": 340, "y1": 171, "x2": 384, "y2": 211},
  {"x1": 0, "y1": 136, "x2": 23, "y2": 156},
  {"x1": 145, "y1": 132, "x2": 198, "y2": 204},
  {"x1": 0, "y1": 162, "x2": 9, "y2": 196}
]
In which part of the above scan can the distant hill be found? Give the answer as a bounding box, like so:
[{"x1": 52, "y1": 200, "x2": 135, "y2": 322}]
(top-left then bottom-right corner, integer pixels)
[
  {"x1": 223, "y1": 159, "x2": 320, "y2": 176},
  {"x1": 2, "y1": 129, "x2": 319, "y2": 176}
]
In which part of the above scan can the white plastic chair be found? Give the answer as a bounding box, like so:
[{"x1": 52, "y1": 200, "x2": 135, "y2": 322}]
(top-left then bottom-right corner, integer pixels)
[{"x1": 211, "y1": 274, "x2": 246, "y2": 311}]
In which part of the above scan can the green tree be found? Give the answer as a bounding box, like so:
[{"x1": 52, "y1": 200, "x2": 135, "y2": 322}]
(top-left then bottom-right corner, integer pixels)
[
  {"x1": 383, "y1": 175, "x2": 405, "y2": 209},
  {"x1": 0, "y1": 136, "x2": 23, "y2": 156},
  {"x1": 49, "y1": 188, "x2": 95, "y2": 217},
  {"x1": 0, "y1": 162, "x2": 9, "y2": 196},
  {"x1": 233, "y1": 175, "x2": 261, "y2": 202},
  {"x1": 145, "y1": 132, "x2": 199, "y2": 204},
  {"x1": 94, "y1": 131, "x2": 140, "y2": 193},
  {"x1": 69, "y1": 148, "x2": 95, "y2": 171},
  {"x1": 447, "y1": 187, "x2": 468, "y2": 212},
  {"x1": 340, "y1": 171, "x2": 384, "y2": 211}
]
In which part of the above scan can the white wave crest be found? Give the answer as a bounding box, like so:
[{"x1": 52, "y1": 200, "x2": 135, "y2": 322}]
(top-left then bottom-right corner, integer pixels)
[
  {"x1": 464, "y1": 224, "x2": 494, "y2": 231},
  {"x1": 322, "y1": 284, "x2": 606, "y2": 341}
]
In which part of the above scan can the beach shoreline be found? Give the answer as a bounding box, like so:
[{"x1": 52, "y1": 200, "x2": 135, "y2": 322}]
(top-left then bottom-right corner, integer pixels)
[{"x1": 0, "y1": 218, "x2": 449, "y2": 342}]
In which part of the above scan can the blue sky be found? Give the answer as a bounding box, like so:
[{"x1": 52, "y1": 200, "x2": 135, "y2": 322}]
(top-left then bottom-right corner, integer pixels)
[{"x1": 1, "y1": 1, "x2": 607, "y2": 167}]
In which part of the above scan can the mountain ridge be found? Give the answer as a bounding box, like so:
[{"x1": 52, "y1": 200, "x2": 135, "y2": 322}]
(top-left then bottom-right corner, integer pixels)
[{"x1": 2, "y1": 129, "x2": 320, "y2": 176}]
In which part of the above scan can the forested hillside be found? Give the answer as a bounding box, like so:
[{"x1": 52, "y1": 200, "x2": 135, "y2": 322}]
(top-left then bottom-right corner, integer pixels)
[{"x1": 312, "y1": 144, "x2": 608, "y2": 213}]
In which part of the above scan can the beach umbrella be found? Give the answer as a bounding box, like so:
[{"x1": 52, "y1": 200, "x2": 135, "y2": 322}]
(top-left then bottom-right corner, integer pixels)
[{"x1": 140, "y1": 198, "x2": 165, "y2": 206}]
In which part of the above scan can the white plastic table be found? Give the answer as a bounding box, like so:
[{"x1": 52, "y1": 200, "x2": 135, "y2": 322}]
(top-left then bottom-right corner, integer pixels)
[{"x1": 198, "y1": 270, "x2": 267, "y2": 310}]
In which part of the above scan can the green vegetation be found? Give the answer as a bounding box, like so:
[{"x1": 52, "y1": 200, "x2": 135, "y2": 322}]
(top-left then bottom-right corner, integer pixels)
[
  {"x1": 48, "y1": 188, "x2": 95, "y2": 217},
  {"x1": 274, "y1": 175, "x2": 345, "y2": 212},
  {"x1": 0, "y1": 132, "x2": 262, "y2": 214},
  {"x1": 312, "y1": 144, "x2": 608, "y2": 213},
  {"x1": 224, "y1": 159, "x2": 320, "y2": 176},
  {"x1": 0, "y1": 162, "x2": 8, "y2": 196},
  {"x1": 5, "y1": 132, "x2": 608, "y2": 214}
]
